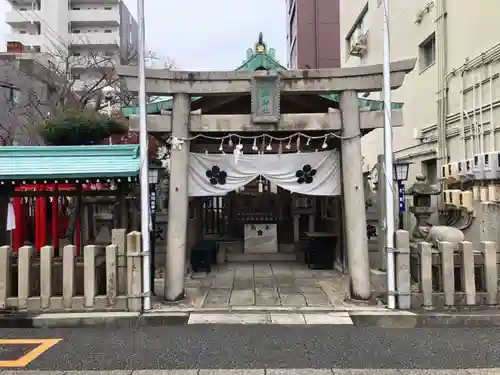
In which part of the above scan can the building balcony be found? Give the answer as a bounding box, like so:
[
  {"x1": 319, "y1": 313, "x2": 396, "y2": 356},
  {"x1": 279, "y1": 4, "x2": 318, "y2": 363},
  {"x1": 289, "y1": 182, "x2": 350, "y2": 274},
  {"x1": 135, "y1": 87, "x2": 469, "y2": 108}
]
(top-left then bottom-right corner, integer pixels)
[
  {"x1": 5, "y1": 10, "x2": 41, "y2": 25},
  {"x1": 69, "y1": 9, "x2": 120, "y2": 25},
  {"x1": 5, "y1": 0, "x2": 36, "y2": 5},
  {"x1": 72, "y1": 76, "x2": 114, "y2": 93},
  {"x1": 69, "y1": 54, "x2": 117, "y2": 68},
  {"x1": 70, "y1": 0, "x2": 119, "y2": 4},
  {"x1": 70, "y1": 32, "x2": 119, "y2": 47},
  {"x1": 4, "y1": 33, "x2": 45, "y2": 48}
]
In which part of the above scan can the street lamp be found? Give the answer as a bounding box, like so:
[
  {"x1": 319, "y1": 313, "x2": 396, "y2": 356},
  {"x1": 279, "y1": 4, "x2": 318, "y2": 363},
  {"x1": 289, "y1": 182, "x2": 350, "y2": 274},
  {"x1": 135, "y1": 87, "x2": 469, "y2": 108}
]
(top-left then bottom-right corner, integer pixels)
[
  {"x1": 393, "y1": 161, "x2": 410, "y2": 230},
  {"x1": 148, "y1": 160, "x2": 162, "y2": 295},
  {"x1": 393, "y1": 162, "x2": 410, "y2": 182}
]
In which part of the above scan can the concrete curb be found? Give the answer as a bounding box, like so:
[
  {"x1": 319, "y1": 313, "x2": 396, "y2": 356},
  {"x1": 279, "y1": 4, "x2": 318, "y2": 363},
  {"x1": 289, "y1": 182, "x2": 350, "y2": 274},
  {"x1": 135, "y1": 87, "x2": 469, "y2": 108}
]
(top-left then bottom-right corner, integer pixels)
[
  {"x1": 0, "y1": 311, "x2": 190, "y2": 328},
  {"x1": 3, "y1": 309, "x2": 500, "y2": 328},
  {"x1": 350, "y1": 310, "x2": 500, "y2": 328}
]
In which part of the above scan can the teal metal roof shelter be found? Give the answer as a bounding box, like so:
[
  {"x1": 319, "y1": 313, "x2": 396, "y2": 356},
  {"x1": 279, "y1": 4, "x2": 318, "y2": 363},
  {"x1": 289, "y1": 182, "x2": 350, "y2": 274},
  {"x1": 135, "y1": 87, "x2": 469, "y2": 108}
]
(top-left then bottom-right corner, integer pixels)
[
  {"x1": 122, "y1": 33, "x2": 403, "y2": 118},
  {"x1": 0, "y1": 145, "x2": 140, "y2": 183}
]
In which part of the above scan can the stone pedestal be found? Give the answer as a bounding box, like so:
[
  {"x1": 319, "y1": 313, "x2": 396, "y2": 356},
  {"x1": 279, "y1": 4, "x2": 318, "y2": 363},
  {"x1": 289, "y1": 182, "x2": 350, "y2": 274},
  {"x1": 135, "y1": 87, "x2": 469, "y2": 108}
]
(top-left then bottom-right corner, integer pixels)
[
  {"x1": 244, "y1": 223, "x2": 278, "y2": 253},
  {"x1": 94, "y1": 213, "x2": 113, "y2": 246}
]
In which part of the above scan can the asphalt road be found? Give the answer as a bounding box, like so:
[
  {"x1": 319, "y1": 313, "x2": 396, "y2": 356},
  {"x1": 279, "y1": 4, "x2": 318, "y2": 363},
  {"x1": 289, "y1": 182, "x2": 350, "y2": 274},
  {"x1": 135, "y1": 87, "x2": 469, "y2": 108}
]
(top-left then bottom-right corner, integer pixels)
[{"x1": 1, "y1": 325, "x2": 500, "y2": 371}]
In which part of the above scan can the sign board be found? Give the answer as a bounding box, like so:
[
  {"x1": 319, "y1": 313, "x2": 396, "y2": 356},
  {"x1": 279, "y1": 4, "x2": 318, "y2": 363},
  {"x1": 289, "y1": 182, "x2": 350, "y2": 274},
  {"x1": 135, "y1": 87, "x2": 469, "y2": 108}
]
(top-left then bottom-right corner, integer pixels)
[
  {"x1": 398, "y1": 183, "x2": 406, "y2": 213},
  {"x1": 251, "y1": 74, "x2": 281, "y2": 124}
]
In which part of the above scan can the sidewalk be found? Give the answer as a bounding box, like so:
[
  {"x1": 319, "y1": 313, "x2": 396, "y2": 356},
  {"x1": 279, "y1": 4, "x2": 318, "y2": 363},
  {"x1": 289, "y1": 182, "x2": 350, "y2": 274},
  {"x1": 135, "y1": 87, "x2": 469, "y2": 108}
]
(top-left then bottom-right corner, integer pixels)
[
  {"x1": 1, "y1": 368, "x2": 498, "y2": 374},
  {"x1": 3, "y1": 308, "x2": 500, "y2": 328}
]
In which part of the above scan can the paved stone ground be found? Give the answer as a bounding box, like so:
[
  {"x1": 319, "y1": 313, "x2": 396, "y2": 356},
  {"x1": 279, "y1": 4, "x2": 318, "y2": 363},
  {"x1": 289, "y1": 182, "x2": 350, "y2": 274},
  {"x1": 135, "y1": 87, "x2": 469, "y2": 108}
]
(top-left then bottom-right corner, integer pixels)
[
  {"x1": 187, "y1": 311, "x2": 354, "y2": 324},
  {"x1": 152, "y1": 262, "x2": 374, "y2": 312}
]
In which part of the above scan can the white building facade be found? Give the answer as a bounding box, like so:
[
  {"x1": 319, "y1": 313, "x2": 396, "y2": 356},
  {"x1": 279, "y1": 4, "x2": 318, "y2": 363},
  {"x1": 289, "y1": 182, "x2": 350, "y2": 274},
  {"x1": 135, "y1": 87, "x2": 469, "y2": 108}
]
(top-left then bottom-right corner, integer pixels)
[
  {"x1": 340, "y1": 0, "x2": 500, "y2": 184},
  {"x1": 5, "y1": 0, "x2": 138, "y2": 91}
]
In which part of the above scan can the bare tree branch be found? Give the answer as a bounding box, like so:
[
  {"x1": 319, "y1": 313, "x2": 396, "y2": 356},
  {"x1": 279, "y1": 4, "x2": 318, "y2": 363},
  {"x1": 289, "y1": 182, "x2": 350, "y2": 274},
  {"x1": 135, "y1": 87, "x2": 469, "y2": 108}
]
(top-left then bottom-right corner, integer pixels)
[{"x1": 0, "y1": 43, "x2": 176, "y2": 144}]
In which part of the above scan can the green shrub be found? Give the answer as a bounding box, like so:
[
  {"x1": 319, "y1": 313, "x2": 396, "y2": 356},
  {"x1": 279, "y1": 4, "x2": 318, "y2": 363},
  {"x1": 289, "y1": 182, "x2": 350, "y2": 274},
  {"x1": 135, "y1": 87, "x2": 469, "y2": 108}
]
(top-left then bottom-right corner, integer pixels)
[{"x1": 40, "y1": 109, "x2": 127, "y2": 146}]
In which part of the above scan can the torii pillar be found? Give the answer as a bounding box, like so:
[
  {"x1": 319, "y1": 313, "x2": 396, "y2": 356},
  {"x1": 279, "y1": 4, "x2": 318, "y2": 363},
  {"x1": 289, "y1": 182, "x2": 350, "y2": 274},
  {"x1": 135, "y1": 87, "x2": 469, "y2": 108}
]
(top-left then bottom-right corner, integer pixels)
[
  {"x1": 165, "y1": 93, "x2": 191, "y2": 301},
  {"x1": 340, "y1": 90, "x2": 371, "y2": 300}
]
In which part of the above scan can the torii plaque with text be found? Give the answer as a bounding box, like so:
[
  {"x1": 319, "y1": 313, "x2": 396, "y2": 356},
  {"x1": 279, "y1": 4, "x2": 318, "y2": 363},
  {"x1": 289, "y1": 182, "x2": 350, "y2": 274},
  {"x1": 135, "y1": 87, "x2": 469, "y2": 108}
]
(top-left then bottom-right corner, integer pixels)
[{"x1": 251, "y1": 74, "x2": 280, "y2": 124}]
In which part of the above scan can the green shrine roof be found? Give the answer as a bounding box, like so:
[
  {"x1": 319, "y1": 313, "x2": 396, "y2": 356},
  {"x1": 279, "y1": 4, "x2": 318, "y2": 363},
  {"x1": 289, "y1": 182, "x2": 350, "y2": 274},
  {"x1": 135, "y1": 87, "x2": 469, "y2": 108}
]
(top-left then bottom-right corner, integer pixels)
[
  {"x1": 121, "y1": 33, "x2": 403, "y2": 117},
  {"x1": 0, "y1": 145, "x2": 140, "y2": 181}
]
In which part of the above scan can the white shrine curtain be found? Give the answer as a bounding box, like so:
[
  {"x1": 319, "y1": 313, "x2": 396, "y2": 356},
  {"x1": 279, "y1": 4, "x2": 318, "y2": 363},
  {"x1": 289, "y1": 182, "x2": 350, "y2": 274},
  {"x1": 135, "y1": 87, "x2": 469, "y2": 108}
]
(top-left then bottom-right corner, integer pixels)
[{"x1": 188, "y1": 150, "x2": 341, "y2": 196}]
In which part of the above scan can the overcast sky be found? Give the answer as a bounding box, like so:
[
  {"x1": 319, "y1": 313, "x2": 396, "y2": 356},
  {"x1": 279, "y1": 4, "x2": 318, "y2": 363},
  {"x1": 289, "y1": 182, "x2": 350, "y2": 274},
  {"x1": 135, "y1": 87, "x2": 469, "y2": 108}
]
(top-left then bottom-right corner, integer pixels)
[{"x1": 0, "y1": 0, "x2": 287, "y2": 70}]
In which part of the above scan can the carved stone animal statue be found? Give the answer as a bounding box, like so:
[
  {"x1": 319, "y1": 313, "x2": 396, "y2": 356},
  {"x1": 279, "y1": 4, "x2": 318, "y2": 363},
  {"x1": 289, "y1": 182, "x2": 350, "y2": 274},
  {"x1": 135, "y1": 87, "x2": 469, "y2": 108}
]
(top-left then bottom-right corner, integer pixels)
[{"x1": 424, "y1": 225, "x2": 465, "y2": 250}]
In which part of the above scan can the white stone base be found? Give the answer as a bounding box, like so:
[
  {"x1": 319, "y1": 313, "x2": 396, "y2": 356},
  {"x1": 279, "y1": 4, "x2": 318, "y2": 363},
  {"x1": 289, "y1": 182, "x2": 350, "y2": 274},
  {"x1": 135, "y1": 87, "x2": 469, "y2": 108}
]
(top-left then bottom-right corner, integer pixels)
[{"x1": 244, "y1": 223, "x2": 278, "y2": 253}]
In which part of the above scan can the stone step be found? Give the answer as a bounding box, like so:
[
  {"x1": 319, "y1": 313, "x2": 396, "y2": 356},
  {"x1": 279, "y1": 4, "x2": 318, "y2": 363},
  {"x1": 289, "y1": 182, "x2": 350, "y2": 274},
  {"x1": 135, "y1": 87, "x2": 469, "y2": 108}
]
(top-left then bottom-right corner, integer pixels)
[{"x1": 227, "y1": 252, "x2": 297, "y2": 262}]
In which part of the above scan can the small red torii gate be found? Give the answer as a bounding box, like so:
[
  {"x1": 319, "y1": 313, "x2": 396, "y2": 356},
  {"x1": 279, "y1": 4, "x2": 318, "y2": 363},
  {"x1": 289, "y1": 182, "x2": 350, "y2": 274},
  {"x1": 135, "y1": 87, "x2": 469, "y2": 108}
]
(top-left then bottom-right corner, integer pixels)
[{"x1": 13, "y1": 182, "x2": 108, "y2": 255}]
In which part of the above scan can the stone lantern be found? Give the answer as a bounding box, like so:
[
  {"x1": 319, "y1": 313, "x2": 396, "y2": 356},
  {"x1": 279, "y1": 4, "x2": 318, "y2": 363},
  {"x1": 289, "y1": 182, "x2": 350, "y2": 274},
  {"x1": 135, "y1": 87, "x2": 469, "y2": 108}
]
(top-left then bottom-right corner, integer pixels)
[{"x1": 406, "y1": 174, "x2": 440, "y2": 240}]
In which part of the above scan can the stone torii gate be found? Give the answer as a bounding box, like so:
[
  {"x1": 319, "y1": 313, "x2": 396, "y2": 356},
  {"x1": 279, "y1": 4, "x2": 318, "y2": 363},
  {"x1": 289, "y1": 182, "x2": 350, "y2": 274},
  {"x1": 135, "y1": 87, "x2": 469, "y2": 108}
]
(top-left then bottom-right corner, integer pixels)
[{"x1": 118, "y1": 57, "x2": 416, "y2": 302}]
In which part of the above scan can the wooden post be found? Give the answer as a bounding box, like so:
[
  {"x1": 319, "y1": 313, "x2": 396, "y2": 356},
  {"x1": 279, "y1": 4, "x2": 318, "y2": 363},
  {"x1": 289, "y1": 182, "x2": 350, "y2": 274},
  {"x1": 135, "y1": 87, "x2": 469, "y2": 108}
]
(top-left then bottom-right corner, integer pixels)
[
  {"x1": 0, "y1": 245, "x2": 12, "y2": 309},
  {"x1": 481, "y1": 241, "x2": 498, "y2": 305},
  {"x1": 83, "y1": 245, "x2": 97, "y2": 308},
  {"x1": 418, "y1": 241, "x2": 433, "y2": 309},
  {"x1": 106, "y1": 244, "x2": 118, "y2": 306},
  {"x1": 18, "y1": 245, "x2": 32, "y2": 309},
  {"x1": 438, "y1": 241, "x2": 455, "y2": 307},
  {"x1": 459, "y1": 241, "x2": 476, "y2": 306},
  {"x1": 394, "y1": 230, "x2": 410, "y2": 309},
  {"x1": 127, "y1": 231, "x2": 142, "y2": 312},
  {"x1": 62, "y1": 245, "x2": 76, "y2": 310},
  {"x1": 40, "y1": 245, "x2": 53, "y2": 309}
]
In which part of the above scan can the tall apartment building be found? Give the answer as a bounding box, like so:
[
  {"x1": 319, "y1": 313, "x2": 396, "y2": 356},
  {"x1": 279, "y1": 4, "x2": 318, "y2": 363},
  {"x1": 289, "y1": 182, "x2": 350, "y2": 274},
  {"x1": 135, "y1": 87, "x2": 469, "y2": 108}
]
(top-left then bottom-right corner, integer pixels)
[
  {"x1": 286, "y1": 0, "x2": 340, "y2": 69},
  {"x1": 5, "y1": 0, "x2": 138, "y2": 91},
  {"x1": 340, "y1": 0, "x2": 500, "y2": 183}
]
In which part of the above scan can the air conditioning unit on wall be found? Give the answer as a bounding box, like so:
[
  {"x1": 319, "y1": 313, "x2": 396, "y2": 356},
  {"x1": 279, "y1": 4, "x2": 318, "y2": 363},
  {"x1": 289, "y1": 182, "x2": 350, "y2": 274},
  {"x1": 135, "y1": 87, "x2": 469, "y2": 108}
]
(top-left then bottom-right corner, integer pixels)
[
  {"x1": 460, "y1": 191, "x2": 474, "y2": 212},
  {"x1": 473, "y1": 154, "x2": 486, "y2": 180},
  {"x1": 465, "y1": 158, "x2": 475, "y2": 179},
  {"x1": 349, "y1": 32, "x2": 367, "y2": 57},
  {"x1": 484, "y1": 152, "x2": 500, "y2": 179},
  {"x1": 458, "y1": 160, "x2": 469, "y2": 180}
]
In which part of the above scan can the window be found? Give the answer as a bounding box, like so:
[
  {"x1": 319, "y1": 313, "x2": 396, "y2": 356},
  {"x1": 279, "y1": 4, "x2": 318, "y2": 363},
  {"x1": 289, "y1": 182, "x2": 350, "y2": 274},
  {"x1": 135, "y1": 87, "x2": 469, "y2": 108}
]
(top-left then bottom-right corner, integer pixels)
[
  {"x1": 73, "y1": 74, "x2": 81, "y2": 80},
  {"x1": 419, "y1": 33, "x2": 436, "y2": 71},
  {"x1": 346, "y1": 4, "x2": 368, "y2": 56},
  {"x1": 26, "y1": 45, "x2": 40, "y2": 52},
  {"x1": 289, "y1": 3, "x2": 296, "y2": 41},
  {"x1": 289, "y1": 38, "x2": 297, "y2": 69}
]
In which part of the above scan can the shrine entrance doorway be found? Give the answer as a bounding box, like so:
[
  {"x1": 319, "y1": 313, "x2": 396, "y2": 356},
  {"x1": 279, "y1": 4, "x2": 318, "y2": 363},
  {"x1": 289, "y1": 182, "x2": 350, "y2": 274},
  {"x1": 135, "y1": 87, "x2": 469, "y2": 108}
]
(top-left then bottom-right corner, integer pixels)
[
  {"x1": 198, "y1": 176, "x2": 345, "y2": 268},
  {"x1": 199, "y1": 177, "x2": 293, "y2": 256}
]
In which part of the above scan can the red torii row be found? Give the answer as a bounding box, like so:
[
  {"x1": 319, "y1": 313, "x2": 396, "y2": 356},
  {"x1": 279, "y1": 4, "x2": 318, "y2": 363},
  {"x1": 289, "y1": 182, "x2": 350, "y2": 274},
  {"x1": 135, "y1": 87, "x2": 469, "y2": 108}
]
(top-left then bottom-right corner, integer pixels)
[{"x1": 13, "y1": 182, "x2": 108, "y2": 255}]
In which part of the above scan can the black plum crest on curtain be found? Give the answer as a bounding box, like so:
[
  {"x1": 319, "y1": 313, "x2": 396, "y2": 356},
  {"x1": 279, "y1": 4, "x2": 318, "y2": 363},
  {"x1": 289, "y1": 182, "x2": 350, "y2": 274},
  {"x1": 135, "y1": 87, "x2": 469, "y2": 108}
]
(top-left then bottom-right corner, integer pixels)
[
  {"x1": 206, "y1": 165, "x2": 227, "y2": 185},
  {"x1": 296, "y1": 164, "x2": 316, "y2": 184}
]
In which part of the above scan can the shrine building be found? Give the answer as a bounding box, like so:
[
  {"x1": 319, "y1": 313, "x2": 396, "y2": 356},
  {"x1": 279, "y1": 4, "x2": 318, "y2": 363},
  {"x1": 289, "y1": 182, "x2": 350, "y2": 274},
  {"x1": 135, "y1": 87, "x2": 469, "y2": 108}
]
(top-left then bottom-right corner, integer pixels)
[{"x1": 119, "y1": 33, "x2": 415, "y2": 302}]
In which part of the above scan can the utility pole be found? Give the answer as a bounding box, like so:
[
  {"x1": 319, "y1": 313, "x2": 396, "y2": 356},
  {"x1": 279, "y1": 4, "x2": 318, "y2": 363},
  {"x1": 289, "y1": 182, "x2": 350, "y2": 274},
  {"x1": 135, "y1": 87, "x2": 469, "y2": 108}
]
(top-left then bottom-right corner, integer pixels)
[
  {"x1": 382, "y1": 0, "x2": 396, "y2": 309},
  {"x1": 137, "y1": 0, "x2": 151, "y2": 310}
]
